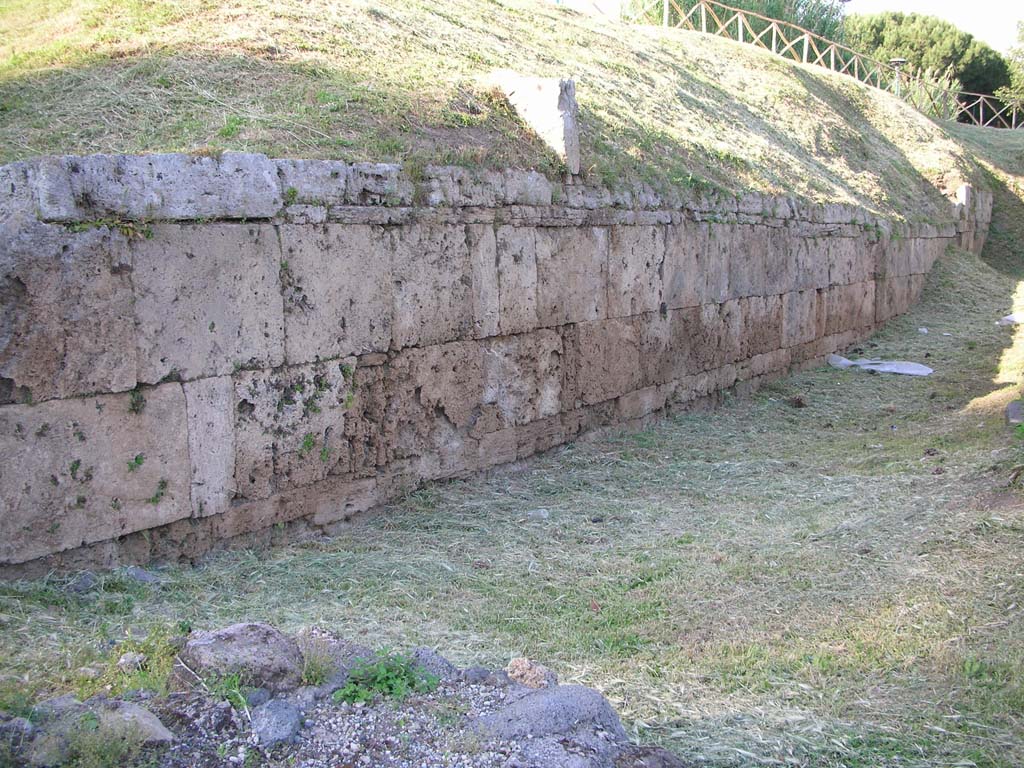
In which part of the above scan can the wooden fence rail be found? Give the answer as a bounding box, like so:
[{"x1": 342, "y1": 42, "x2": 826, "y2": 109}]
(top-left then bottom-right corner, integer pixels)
[{"x1": 623, "y1": 0, "x2": 1023, "y2": 129}]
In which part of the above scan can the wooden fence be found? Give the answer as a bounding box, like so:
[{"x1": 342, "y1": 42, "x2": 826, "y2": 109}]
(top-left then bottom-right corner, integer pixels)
[{"x1": 623, "y1": 0, "x2": 1023, "y2": 129}]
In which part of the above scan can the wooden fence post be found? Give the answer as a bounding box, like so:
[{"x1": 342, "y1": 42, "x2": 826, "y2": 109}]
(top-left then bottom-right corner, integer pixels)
[
  {"x1": 802, "y1": 33, "x2": 809, "y2": 63},
  {"x1": 700, "y1": 1, "x2": 707, "y2": 33},
  {"x1": 771, "y1": 22, "x2": 777, "y2": 53},
  {"x1": 737, "y1": 12, "x2": 743, "y2": 42},
  {"x1": 663, "y1": 0, "x2": 669, "y2": 27}
]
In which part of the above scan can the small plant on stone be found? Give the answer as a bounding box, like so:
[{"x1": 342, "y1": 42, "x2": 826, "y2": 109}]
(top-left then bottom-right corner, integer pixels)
[
  {"x1": 331, "y1": 651, "x2": 439, "y2": 704},
  {"x1": 147, "y1": 479, "x2": 168, "y2": 505},
  {"x1": 126, "y1": 454, "x2": 145, "y2": 472},
  {"x1": 62, "y1": 713, "x2": 143, "y2": 768},
  {"x1": 283, "y1": 186, "x2": 299, "y2": 205},
  {"x1": 128, "y1": 388, "x2": 146, "y2": 415},
  {"x1": 298, "y1": 432, "x2": 316, "y2": 458}
]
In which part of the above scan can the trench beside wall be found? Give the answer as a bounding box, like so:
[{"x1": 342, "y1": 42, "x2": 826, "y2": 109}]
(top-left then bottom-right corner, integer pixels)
[{"x1": 0, "y1": 154, "x2": 992, "y2": 575}]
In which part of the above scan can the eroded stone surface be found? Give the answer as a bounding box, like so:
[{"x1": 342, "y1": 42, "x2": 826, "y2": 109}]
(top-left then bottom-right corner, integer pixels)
[
  {"x1": 536, "y1": 226, "x2": 608, "y2": 327},
  {"x1": 133, "y1": 223, "x2": 284, "y2": 383},
  {"x1": 280, "y1": 224, "x2": 392, "y2": 364},
  {"x1": 0, "y1": 384, "x2": 190, "y2": 564},
  {"x1": 184, "y1": 376, "x2": 235, "y2": 518},
  {"x1": 1, "y1": 224, "x2": 136, "y2": 403}
]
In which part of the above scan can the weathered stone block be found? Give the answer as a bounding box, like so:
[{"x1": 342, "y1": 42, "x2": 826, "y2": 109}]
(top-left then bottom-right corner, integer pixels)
[
  {"x1": 276, "y1": 159, "x2": 349, "y2": 206},
  {"x1": 740, "y1": 295, "x2": 783, "y2": 358},
  {"x1": 793, "y1": 237, "x2": 830, "y2": 291},
  {"x1": 34, "y1": 153, "x2": 282, "y2": 221},
  {"x1": 0, "y1": 384, "x2": 190, "y2": 564},
  {"x1": 781, "y1": 289, "x2": 824, "y2": 347},
  {"x1": 572, "y1": 318, "x2": 641, "y2": 405},
  {"x1": 184, "y1": 376, "x2": 235, "y2": 518},
  {"x1": 607, "y1": 226, "x2": 665, "y2": 317},
  {"x1": 468, "y1": 224, "x2": 500, "y2": 339},
  {"x1": 727, "y1": 225, "x2": 767, "y2": 299},
  {"x1": 535, "y1": 227, "x2": 608, "y2": 327},
  {"x1": 483, "y1": 330, "x2": 562, "y2": 427},
  {"x1": 133, "y1": 223, "x2": 284, "y2": 383},
  {"x1": 663, "y1": 221, "x2": 704, "y2": 310},
  {"x1": 233, "y1": 359, "x2": 355, "y2": 500},
  {"x1": 825, "y1": 281, "x2": 875, "y2": 335},
  {"x1": 671, "y1": 300, "x2": 742, "y2": 374},
  {"x1": 390, "y1": 224, "x2": 474, "y2": 349},
  {"x1": 347, "y1": 163, "x2": 413, "y2": 206},
  {"x1": 279, "y1": 224, "x2": 391, "y2": 364},
  {"x1": 496, "y1": 225, "x2": 539, "y2": 335},
  {"x1": 827, "y1": 237, "x2": 871, "y2": 286},
  {"x1": 1, "y1": 224, "x2": 136, "y2": 403},
  {"x1": 764, "y1": 228, "x2": 795, "y2": 295},
  {"x1": 422, "y1": 167, "x2": 503, "y2": 208}
]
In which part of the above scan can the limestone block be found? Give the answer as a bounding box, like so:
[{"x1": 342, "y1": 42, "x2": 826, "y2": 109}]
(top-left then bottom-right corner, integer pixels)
[
  {"x1": 535, "y1": 227, "x2": 608, "y2": 327},
  {"x1": 405, "y1": 341, "x2": 485, "y2": 429},
  {"x1": 489, "y1": 72, "x2": 580, "y2": 175},
  {"x1": 764, "y1": 228, "x2": 795, "y2": 295},
  {"x1": 637, "y1": 310, "x2": 673, "y2": 387},
  {"x1": 702, "y1": 222, "x2": 731, "y2": 303},
  {"x1": 390, "y1": 224, "x2": 474, "y2": 349},
  {"x1": 663, "y1": 221, "x2": 705, "y2": 310},
  {"x1": 793, "y1": 237, "x2": 830, "y2": 291},
  {"x1": 616, "y1": 384, "x2": 671, "y2": 421},
  {"x1": 422, "y1": 167, "x2": 502, "y2": 208},
  {"x1": 909, "y1": 238, "x2": 946, "y2": 275},
  {"x1": 477, "y1": 427, "x2": 518, "y2": 469},
  {"x1": 671, "y1": 300, "x2": 742, "y2": 374},
  {"x1": 781, "y1": 289, "x2": 824, "y2": 347},
  {"x1": 1, "y1": 224, "x2": 136, "y2": 403},
  {"x1": 740, "y1": 295, "x2": 783, "y2": 358},
  {"x1": 825, "y1": 281, "x2": 875, "y2": 335},
  {"x1": 496, "y1": 225, "x2": 540, "y2": 335},
  {"x1": 276, "y1": 159, "x2": 349, "y2": 205},
  {"x1": 607, "y1": 226, "x2": 666, "y2": 317},
  {"x1": 483, "y1": 330, "x2": 563, "y2": 428},
  {"x1": 33, "y1": 153, "x2": 282, "y2": 221},
  {"x1": 573, "y1": 318, "x2": 641, "y2": 405},
  {"x1": 133, "y1": 223, "x2": 284, "y2": 383},
  {"x1": 0, "y1": 384, "x2": 190, "y2": 565},
  {"x1": 827, "y1": 237, "x2": 871, "y2": 286},
  {"x1": 184, "y1": 376, "x2": 235, "y2": 518},
  {"x1": 0, "y1": 161, "x2": 35, "y2": 239},
  {"x1": 468, "y1": 224, "x2": 500, "y2": 339},
  {"x1": 515, "y1": 415, "x2": 567, "y2": 460},
  {"x1": 347, "y1": 163, "x2": 413, "y2": 206},
  {"x1": 727, "y1": 225, "x2": 767, "y2": 299},
  {"x1": 504, "y1": 170, "x2": 554, "y2": 206},
  {"x1": 232, "y1": 359, "x2": 355, "y2": 500},
  {"x1": 309, "y1": 476, "x2": 380, "y2": 527},
  {"x1": 279, "y1": 224, "x2": 391, "y2": 364}
]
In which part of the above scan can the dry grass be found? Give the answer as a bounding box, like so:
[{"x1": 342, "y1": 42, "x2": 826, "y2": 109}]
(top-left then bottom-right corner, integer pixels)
[
  {"x1": 3, "y1": 0, "x2": 1021, "y2": 218},
  {"x1": 2, "y1": 240, "x2": 1023, "y2": 766}
]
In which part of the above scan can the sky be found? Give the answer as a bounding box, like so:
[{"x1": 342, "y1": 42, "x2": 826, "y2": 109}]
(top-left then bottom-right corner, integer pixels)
[{"x1": 844, "y1": 0, "x2": 1022, "y2": 54}]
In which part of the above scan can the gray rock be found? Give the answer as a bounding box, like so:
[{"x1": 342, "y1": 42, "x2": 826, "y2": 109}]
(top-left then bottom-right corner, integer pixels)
[
  {"x1": 478, "y1": 685, "x2": 628, "y2": 742},
  {"x1": 411, "y1": 648, "x2": 458, "y2": 682},
  {"x1": 0, "y1": 715, "x2": 34, "y2": 742},
  {"x1": 124, "y1": 565, "x2": 161, "y2": 585},
  {"x1": 96, "y1": 700, "x2": 175, "y2": 744},
  {"x1": 245, "y1": 688, "x2": 271, "y2": 708},
  {"x1": 460, "y1": 666, "x2": 491, "y2": 684},
  {"x1": 179, "y1": 623, "x2": 303, "y2": 692},
  {"x1": 250, "y1": 699, "x2": 301, "y2": 748},
  {"x1": 66, "y1": 571, "x2": 98, "y2": 594},
  {"x1": 27, "y1": 731, "x2": 68, "y2": 767}
]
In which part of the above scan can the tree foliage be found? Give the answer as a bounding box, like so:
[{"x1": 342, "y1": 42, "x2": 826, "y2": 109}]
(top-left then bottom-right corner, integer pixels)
[
  {"x1": 843, "y1": 12, "x2": 1011, "y2": 96},
  {"x1": 994, "y1": 22, "x2": 1024, "y2": 106}
]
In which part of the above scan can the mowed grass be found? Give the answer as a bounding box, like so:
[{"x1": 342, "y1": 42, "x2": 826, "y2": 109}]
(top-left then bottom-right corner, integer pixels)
[
  {"x1": 2, "y1": 242, "x2": 1023, "y2": 766},
  {"x1": 2, "y1": 0, "x2": 1019, "y2": 219}
]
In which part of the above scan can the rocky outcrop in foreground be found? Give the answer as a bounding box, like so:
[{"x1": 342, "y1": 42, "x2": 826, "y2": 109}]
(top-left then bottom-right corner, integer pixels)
[{"x1": 1, "y1": 622, "x2": 686, "y2": 767}]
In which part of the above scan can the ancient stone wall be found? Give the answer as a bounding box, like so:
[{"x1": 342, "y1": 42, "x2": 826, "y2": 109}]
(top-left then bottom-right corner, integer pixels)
[{"x1": 0, "y1": 153, "x2": 993, "y2": 575}]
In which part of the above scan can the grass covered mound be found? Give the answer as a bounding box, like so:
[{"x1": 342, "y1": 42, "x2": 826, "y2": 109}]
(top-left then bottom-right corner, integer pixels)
[{"x1": 3, "y1": 0, "x2": 1023, "y2": 219}]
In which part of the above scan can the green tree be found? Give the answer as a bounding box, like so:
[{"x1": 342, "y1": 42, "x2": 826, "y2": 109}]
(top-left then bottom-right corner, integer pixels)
[
  {"x1": 994, "y1": 21, "x2": 1024, "y2": 109},
  {"x1": 843, "y1": 12, "x2": 1011, "y2": 96}
]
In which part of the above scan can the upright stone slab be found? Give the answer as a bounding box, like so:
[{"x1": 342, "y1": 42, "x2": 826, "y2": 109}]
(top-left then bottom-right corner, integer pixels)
[
  {"x1": 1, "y1": 224, "x2": 136, "y2": 403},
  {"x1": 132, "y1": 223, "x2": 285, "y2": 383},
  {"x1": 0, "y1": 384, "x2": 190, "y2": 564},
  {"x1": 279, "y1": 224, "x2": 392, "y2": 364},
  {"x1": 389, "y1": 224, "x2": 474, "y2": 349},
  {"x1": 535, "y1": 227, "x2": 608, "y2": 327}
]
